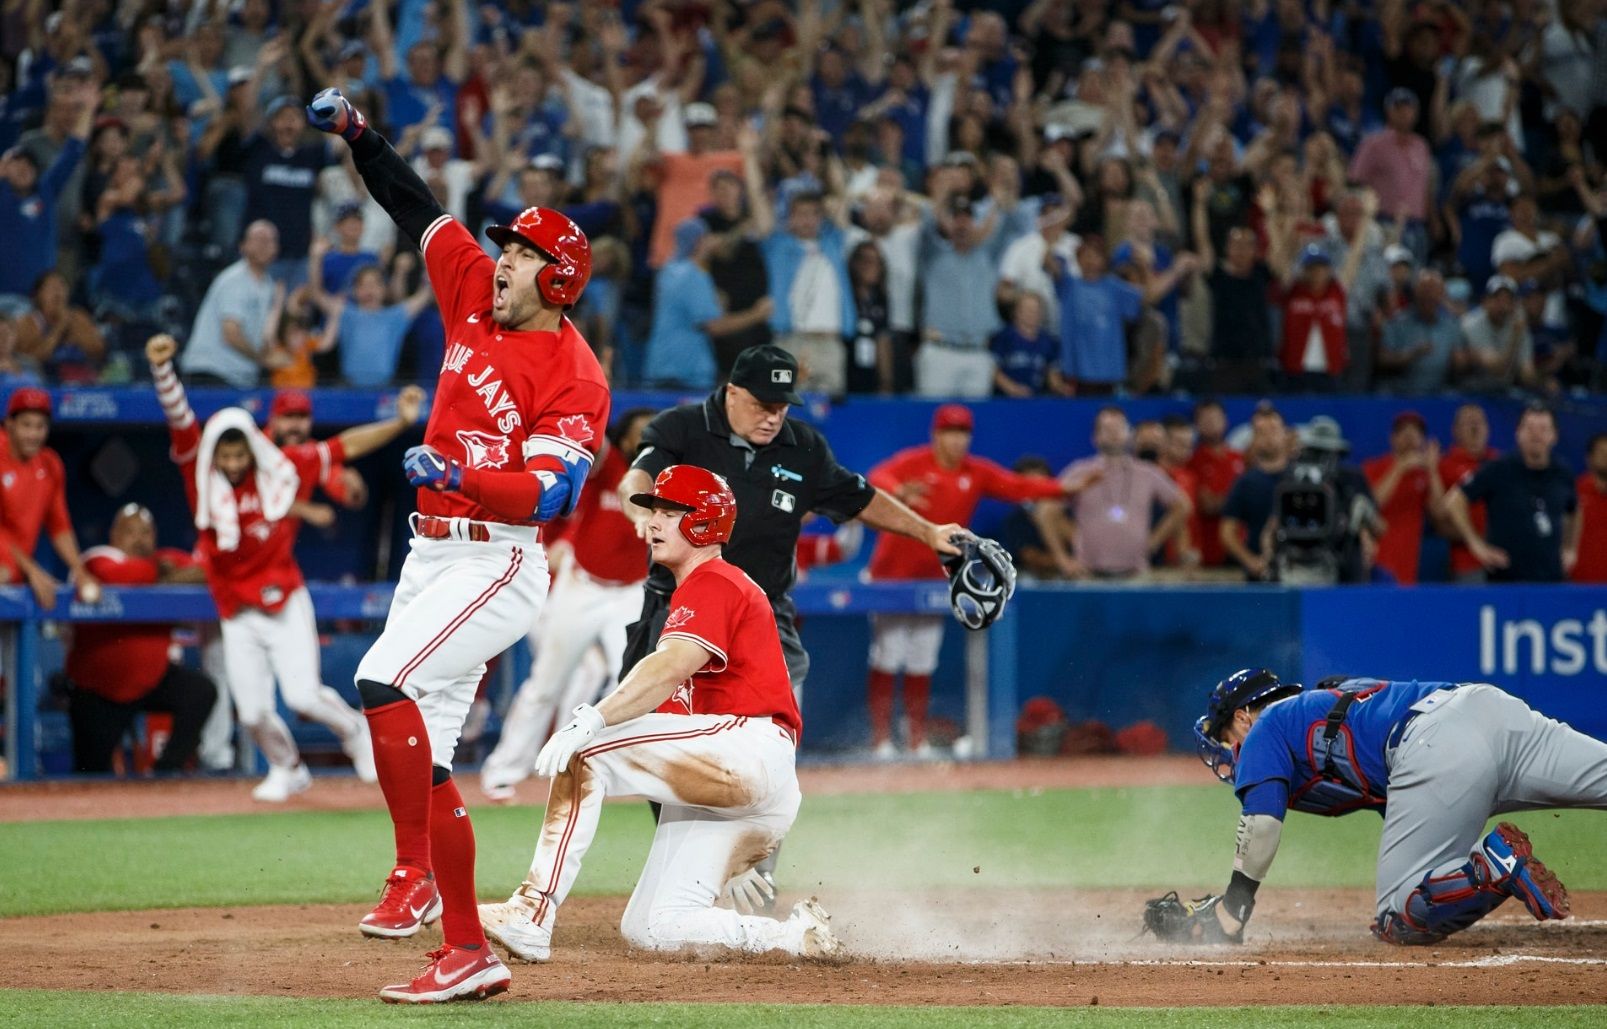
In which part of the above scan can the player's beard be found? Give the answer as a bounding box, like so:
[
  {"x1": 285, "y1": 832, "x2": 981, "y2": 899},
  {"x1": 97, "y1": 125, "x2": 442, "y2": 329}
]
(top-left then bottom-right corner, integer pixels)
[{"x1": 492, "y1": 279, "x2": 541, "y2": 329}]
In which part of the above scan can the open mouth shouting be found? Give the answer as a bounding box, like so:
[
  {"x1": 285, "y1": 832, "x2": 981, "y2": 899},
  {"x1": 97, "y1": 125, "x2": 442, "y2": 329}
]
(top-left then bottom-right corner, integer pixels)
[{"x1": 493, "y1": 272, "x2": 511, "y2": 312}]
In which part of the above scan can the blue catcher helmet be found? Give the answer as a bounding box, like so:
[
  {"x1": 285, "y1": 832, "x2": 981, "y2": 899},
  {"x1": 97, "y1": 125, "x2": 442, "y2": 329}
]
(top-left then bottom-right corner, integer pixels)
[{"x1": 1193, "y1": 668, "x2": 1303, "y2": 783}]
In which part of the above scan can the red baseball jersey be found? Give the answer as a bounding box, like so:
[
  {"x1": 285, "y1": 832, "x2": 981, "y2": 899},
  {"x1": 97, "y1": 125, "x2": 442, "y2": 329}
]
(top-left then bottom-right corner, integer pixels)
[
  {"x1": 655, "y1": 558, "x2": 802, "y2": 739},
  {"x1": 1439, "y1": 446, "x2": 1498, "y2": 576},
  {"x1": 0, "y1": 438, "x2": 70, "y2": 581},
  {"x1": 170, "y1": 421, "x2": 343, "y2": 618},
  {"x1": 866, "y1": 446, "x2": 1063, "y2": 580},
  {"x1": 550, "y1": 445, "x2": 647, "y2": 584},
  {"x1": 1164, "y1": 462, "x2": 1200, "y2": 562},
  {"x1": 1187, "y1": 443, "x2": 1245, "y2": 567},
  {"x1": 419, "y1": 215, "x2": 611, "y2": 524},
  {"x1": 66, "y1": 546, "x2": 196, "y2": 703},
  {"x1": 1364, "y1": 454, "x2": 1429, "y2": 585},
  {"x1": 1572, "y1": 472, "x2": 1607, "y2": 584}
]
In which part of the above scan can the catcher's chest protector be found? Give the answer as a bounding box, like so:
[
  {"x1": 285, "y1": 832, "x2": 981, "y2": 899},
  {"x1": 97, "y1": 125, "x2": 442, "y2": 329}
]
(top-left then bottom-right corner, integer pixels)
[{"x1": 1288, "y1": 683, "x2": 1390, "y2": 816}]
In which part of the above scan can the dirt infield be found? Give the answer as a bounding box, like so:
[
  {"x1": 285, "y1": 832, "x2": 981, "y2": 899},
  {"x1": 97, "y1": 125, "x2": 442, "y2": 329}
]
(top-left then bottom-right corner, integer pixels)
[
  {"x1": 4, "y1": 759, "x2": 1605, "y2": 1007},
  {"x1": 3, "y1": 890, "x2": 1605, "y2": 1007}
]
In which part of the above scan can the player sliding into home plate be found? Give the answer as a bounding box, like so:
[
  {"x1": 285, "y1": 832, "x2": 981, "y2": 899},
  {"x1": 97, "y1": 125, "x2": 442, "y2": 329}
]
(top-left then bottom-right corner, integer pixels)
[
  {"x1": 478, "y1": 465, "x2": 842, "y2": 960},
  {"x1": 1146, "y1": 669, "x2": 1607, "y2": 946}
]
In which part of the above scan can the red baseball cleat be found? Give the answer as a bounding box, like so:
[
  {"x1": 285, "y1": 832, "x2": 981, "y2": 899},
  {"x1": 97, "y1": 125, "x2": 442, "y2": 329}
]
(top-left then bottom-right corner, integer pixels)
[
  {"x1": 359, "y1": 866, "x2": 443, "y2": 939},
  {"x1": 378, "y1": 944, "x2": 511, "y2": 1004}
]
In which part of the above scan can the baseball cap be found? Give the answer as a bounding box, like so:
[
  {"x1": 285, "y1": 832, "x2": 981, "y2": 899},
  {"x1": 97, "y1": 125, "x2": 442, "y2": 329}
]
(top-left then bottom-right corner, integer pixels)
[
  {"x1": 1392, "y1": 410, "x2": 1427, "y2": 434},
  {"x1": 270, "y1": 389, "x2": 313, "y2": 418},
  {"x1": 942, "y1": 150, "x2": 980, "y2": 168},
  {"x1": 265, "y1": 94, "x2": 300, "y2": 118},
  {"x1": 932, "y1": 404, "x2": 974, "y2": 433},
  {"x1": 529, "y1": 153, "x2": 564, "y2": 173},
  {"x1": 683, "y1": 101, "x2": 718, "y2": 128},
  {"x1": 227, "y1": 65, "x2": 254, "y2": 87},
  {"x1": 337, "y1": 39, "x2": 366, "y2": 63},
  {"x1": 1491, "y1": 233, "x2": 1538, "y2": 266},
  {"x1": 6, "y1": 387, "x2": 51, "y2": 419},
  {"x1": 672, "y1": 216, "x2": 709, "y2": 259},
  {"x1": 421, "y1": 126, "x2": 454, "y2": 151},
  {"x1": 1485, "y1": 274, "x2": 1517, "y2": 295},
  {"x1": 1043, "y1": 123, "x2": 1076, "y2": 144},
  {"x1": 1383, "y1": 243, "x2": 1413, "y2": 267},
  {"x1": 1299, "y1": 243, "x2": 1332, "y2": 269},
  {"x1": 1386, "y1": 87, "x2": 1419, "y2": 108},
  {"x1": 333, "y1": 199, "x2": 364, "y2": 222},
  {"x1": 728, "y1": 344, "x2": 803, "y2": 405}
]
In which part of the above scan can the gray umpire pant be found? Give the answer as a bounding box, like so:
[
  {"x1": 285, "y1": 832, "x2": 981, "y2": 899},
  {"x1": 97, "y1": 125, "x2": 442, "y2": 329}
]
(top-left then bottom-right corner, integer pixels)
[{"x1": 1375, "y1": 684, "x2": 1607, "y2": 918}]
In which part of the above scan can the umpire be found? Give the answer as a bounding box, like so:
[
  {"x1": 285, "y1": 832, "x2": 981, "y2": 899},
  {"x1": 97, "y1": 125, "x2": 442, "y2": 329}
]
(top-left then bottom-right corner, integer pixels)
[{"x1": 618, "y1": 344, "x2": 966, "y2": 691}]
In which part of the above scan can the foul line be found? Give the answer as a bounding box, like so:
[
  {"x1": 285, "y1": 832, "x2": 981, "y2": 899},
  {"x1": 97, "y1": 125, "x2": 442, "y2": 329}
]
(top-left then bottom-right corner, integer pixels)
[{"x1": 981, "y1": 955, "x2": 1607, "y2": 969}]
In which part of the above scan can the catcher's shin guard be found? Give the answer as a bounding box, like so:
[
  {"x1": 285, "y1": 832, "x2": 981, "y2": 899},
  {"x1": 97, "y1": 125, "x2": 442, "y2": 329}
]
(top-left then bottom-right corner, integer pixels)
[{"x1": 1371, "y1": 827, "x2": 1543, "y2": 945}]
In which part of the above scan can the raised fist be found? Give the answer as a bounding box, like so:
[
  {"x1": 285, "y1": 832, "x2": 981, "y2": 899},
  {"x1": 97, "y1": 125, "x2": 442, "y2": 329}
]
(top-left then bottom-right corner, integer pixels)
[
  {"x1": 306, "y1": 87, "x2": 368, "y2": 142},
  {"x1": 146, "y1": 333, "x2": 178, "y2": 366}
]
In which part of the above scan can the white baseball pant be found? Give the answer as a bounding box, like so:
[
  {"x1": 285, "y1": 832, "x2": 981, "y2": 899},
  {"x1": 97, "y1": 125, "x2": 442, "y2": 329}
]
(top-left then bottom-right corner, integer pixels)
[
  {"x1": 220, "y1": 586, "x2": 366, "y2": 770},
  {"x1": 480, "y1": 562, "x2": 641, "y2": 790},
  {"x1": 355, "y1": 528, "x2": 550, "y2": 772},
  {"x1": 868, "y1": 613, "x2": 945, "y2": 675},
  {"x1": 520, "y1": 714, "x2": 804, "y2": 953}
]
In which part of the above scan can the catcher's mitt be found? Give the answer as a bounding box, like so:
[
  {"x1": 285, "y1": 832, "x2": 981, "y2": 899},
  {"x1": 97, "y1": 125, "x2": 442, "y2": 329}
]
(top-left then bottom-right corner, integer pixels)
[
  {"x1": 1141, "y1": 891, "x2": 1243, "y2": 944},
  {"x1": 940, "y1": 534, "x2": 1017, "y2": 630}
]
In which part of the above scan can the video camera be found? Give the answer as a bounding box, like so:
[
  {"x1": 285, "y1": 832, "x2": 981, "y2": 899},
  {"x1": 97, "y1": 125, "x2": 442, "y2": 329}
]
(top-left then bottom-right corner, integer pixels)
[{"x1": 1270, "y1": 418, "x2": 1379, "y2": 585}]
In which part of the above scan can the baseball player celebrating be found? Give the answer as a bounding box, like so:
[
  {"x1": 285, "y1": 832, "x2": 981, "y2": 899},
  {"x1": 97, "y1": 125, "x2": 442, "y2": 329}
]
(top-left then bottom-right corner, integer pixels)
[
  {"x1": 1183, "y1": 669, "x2": 1607, "y2": 946},
  {"x1": 479, "y1": 465, "x2": 839, "y2": 961},
  {"x1": 479, "y1": 408, "x2": 656, "y2": 801},
  {"x1": 265, "y1": 388, "x2": 370, "y2": 520},
  {"x1": 864, "y1": 403, "x2": 1094, "y2": 757},
  {"x1": 305, "y1": 87, "x2": 609, "y2": 1003},
  {"x1": 143, "y1": 335, "x2": 423, "y2": 798}
]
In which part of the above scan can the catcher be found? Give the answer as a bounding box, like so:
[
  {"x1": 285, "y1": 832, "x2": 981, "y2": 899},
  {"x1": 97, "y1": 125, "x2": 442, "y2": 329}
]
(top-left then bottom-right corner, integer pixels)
[{"x1": 1150, "y1": 669, "x2": 1607, "y2": 945}]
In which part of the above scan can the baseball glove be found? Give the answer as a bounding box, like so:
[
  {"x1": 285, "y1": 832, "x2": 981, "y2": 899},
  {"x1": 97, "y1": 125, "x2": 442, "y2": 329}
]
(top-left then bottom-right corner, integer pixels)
[
  {"x1": 940, "y1": 534, "x2": 1017, "y2": 631},
  {"x1": 1141, "y1": 891, "x2": 1243, "y2": 944}
]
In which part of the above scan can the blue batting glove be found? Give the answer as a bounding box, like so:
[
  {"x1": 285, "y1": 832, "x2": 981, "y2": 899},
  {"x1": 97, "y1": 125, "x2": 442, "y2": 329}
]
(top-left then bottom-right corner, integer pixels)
[
  {"x1": 306, "y1": 87, "x2": 368, "y2": 142},
  {"x1": 404, "y1": 446, "x2": 462, "y2": 492}
]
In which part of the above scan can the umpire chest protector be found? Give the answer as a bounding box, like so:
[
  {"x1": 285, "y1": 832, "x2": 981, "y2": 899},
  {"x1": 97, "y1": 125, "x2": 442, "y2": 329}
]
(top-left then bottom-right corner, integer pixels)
[
  {"x1": 634, "y1": 392, "x2": 876, "y2": 600},
  {"x1": 1288, "y1": 680, "x2": 1390, "y2": 816}
]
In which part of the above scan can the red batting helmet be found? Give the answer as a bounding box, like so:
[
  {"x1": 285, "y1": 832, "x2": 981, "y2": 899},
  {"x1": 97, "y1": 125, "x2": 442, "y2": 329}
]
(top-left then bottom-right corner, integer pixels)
[
  {"x1": 485, "y1": 206, "x2": 592, "y2": 308},
  {"x1": 629, "y1": 465, "x2": 737, "y2": 547}
]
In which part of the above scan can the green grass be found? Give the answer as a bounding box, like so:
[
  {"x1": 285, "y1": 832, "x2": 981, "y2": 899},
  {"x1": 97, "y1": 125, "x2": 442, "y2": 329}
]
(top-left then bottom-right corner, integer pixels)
[
  {"x1": 4, "y1": 785, "x2": 1606, "y2": 918},
  {"x1": 1, "y1": 993, "x2": 1602, "y2": 1029}
]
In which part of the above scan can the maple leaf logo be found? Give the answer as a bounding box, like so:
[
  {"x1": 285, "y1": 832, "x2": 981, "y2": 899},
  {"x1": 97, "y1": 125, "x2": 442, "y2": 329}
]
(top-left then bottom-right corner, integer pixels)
[
  {"x1": 664, "y1": 605, "x2": 695, "y2": 631},
  {"x1": 456, "y1": 430, "x2": 511, "y2": 469},
  {"x1": 556, "y1": 415, "x2": 594, "y2": 446}
]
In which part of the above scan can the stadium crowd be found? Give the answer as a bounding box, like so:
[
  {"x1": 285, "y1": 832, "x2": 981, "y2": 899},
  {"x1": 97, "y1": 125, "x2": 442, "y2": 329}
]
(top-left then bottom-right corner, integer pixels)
[{"x1": 0, "y1": 0, "x2": 1603, "y2": 395}]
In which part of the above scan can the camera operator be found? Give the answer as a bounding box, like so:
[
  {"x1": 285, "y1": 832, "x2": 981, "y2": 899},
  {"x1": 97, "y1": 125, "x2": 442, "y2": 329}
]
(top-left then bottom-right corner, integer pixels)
[{"x1": 1262, "y1": 416, "x2": 1383, "y2": 585}]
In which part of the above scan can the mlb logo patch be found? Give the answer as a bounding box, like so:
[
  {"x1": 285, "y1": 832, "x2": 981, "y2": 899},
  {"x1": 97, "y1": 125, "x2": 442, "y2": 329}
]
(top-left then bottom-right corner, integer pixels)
[
  {"x1": 771, "y1": 369, "x2": 794, "y2": 384},
  {"x1": 771, "y1": 489, "x2": 796, "y2": 513}
]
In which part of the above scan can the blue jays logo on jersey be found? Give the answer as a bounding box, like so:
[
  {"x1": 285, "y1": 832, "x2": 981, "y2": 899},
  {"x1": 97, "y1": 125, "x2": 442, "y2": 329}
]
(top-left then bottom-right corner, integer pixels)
[
  {"x1": 667, "y1": 680, "x2": 694, "y2": 714},
  {"x1": 457, "y1": 430, "x2": 511, "y2": 469}
]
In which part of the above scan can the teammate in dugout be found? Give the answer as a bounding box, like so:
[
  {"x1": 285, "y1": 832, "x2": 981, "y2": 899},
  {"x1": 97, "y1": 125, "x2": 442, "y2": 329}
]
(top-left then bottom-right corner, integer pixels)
[
  {"x1": 1184, "y1": 669, "x2": 1607, "y2": 945},
  {"x1": 479, "y1": 408, "x2": 657, "y2": 801},
  {"x1": 478, "y1": 465, "x2": 841, "y2": 961},
  {"x1": 265, "y1": 388, "x2": 371, "y2": 526},
  {"x1": 864, "y1": 403, "x2": 1098, "y2": 757},
  {"x1": 305, "y1": 87, "x2": 610, "y2": 1003},
  {"x1": 144, "y1": 334, "x2": 425, "y2": 800}
]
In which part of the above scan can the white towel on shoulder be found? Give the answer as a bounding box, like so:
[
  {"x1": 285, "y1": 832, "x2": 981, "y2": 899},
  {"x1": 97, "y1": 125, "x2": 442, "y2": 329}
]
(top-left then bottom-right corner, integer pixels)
[{"x1": 194, "y1": 407, "x2": 300, "y2": 552}]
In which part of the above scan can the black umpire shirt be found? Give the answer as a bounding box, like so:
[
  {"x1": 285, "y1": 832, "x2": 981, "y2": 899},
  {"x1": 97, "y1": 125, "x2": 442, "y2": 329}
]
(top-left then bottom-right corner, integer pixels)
[{"x1": 632, "y1": 390, "x2": 878, "y2": 599}]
